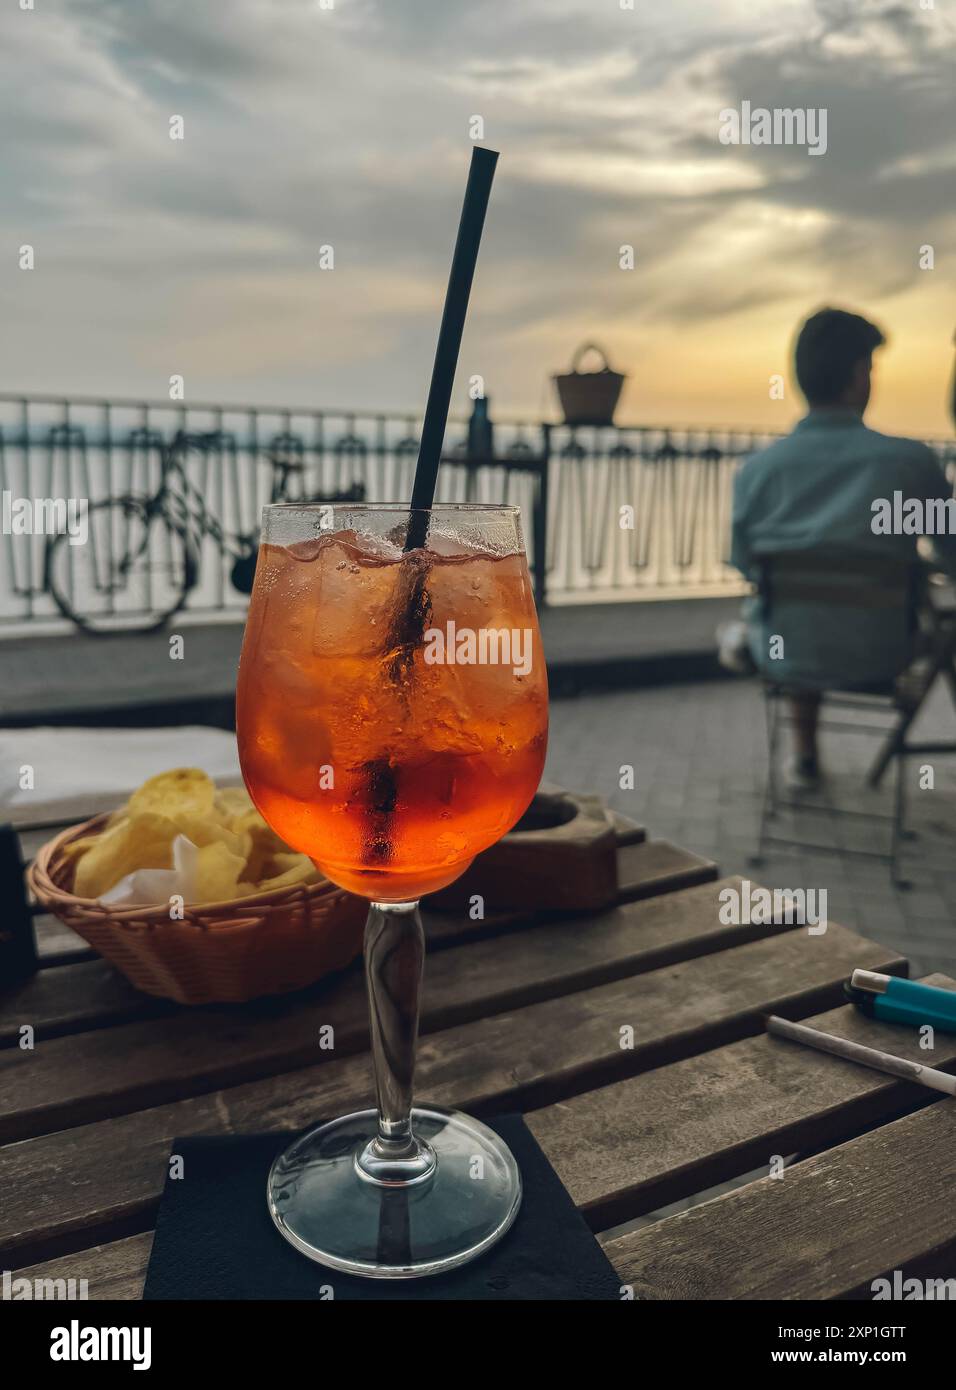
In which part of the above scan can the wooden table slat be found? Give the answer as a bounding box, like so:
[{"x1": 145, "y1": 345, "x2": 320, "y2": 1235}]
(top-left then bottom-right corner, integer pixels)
[
  {"x1": 22, "y1": 1091, "x2": 956, "y2": 1305},
  {"x1": 529, "y1": 973, "x2": 956, "y2": 1228},
  {"x1": 31, "y1": 914, "x2": 94, "y2": 964},
  {"x1": 603, "y1": 1097, "x2": 956, "y2": 1300},
  {"x1": 2, "y1": 869, "x2": 733, "y2": 1049},
  {"x1": 12, "y1": 1233, "x2": 154, "y2": 1302},
  {"x1": 14, "y1": 983, "x2": 954, "y2": 1299},
  {"x1": 5, "y1": 790, "x2": 936, "y2": 1305},
  {"x1": 0, "y1": 960, "x2": 173, "y2": 1045},
  {"x1": 0, "y1": 922, "x2": 906, "y2": 1263},
  {"x1": 0, "y1": 888, "x2": 901, "y2": 1143},
  {"x1": 615, "y1": 840, "x2": 716, "y2": 900}
]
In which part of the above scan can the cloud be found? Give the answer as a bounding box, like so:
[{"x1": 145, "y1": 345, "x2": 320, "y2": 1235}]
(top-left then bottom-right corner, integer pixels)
[{"x1": 0, "y1": 0, "x2": 953, "y2": 433}]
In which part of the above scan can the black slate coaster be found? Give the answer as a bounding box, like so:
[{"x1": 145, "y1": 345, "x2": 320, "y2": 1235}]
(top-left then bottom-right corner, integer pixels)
[{"x1": 144, "y1": 1115, "x2": 622, "y2": 1300}]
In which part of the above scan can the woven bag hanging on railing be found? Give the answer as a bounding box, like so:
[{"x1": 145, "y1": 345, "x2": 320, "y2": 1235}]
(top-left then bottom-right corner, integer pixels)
[{"x1": 553, "y1": 342, "x2": 626, "y2": 428}]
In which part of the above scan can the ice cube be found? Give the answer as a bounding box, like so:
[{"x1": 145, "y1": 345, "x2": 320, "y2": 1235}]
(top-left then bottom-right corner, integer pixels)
[
  {"x1": 424, "y1": 530, "x2": 485, "y2": 559},
  {"x1": 346, "y1": 529, "x2": 404, "y2": 566}
]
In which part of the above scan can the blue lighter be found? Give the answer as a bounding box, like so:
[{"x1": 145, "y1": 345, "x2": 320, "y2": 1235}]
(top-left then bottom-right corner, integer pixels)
[{"x1": 845, "y1": 969, "x2": 956, "y2": 1034}]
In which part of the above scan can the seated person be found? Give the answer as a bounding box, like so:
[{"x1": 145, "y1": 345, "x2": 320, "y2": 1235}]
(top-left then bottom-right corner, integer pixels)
[{"x1": 731, "y1": 307, "x2": 956, "y2": 788}]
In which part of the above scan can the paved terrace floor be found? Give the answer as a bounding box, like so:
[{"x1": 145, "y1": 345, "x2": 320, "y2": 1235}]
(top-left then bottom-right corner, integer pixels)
[{"x1": 546, "y1": 677, "x2": 956, "y2": 979}]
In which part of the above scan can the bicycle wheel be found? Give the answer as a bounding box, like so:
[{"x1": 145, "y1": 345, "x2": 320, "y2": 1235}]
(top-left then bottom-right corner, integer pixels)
[{"x1": 46, "y1": 497, "x2": 196, "y2": 635}]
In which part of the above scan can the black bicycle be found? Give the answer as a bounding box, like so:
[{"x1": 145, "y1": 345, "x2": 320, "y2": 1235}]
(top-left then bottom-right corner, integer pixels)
[{"x1": 45, "y1": 430, "x2": 364, "y2": 634}]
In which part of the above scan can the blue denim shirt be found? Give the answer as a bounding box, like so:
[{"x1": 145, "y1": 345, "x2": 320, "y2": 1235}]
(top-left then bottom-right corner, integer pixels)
[{"x1": 732, "y1": 410, "x2": 956, "y2": 688}]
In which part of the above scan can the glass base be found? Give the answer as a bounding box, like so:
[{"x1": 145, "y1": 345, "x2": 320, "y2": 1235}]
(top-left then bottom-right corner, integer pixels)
[{"x1": 267, "y1": 1105, "x2": 521, "y2": 1279}]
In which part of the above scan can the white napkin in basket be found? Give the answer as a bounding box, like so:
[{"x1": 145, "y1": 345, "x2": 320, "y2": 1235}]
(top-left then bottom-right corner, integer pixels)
[{"x1": 99, "y1": 834, "x2": 199, "y2": 909}]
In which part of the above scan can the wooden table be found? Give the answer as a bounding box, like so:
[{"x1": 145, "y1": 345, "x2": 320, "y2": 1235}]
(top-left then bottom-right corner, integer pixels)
[{"x1": 2, "y1": 804, "x2": 955, "y2": 1301}]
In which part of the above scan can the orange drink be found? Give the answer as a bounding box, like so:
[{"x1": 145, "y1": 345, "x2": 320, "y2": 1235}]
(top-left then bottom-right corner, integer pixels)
[{"x1": 237, "y1": 522, "x2": 548, "y2": 900}]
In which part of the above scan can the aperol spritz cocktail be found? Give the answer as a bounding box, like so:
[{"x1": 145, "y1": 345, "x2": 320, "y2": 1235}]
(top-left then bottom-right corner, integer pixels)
[
  {"x1": 235, "y1": 504, "x2": 548, "y2": 1278},
  {"x1": 237, "y1": 509, "x2": 547, "y2": 900}
]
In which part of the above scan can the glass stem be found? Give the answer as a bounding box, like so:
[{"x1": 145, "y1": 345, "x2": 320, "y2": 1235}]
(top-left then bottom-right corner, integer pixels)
[{"x1": 357, "y1": 899, "x2": 436, "y2": 1185}]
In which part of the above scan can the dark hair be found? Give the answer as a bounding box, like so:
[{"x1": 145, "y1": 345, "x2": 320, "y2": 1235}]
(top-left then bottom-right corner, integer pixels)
[{"x1": 794, "y1": 308, "x2": 885, "y2": 406}]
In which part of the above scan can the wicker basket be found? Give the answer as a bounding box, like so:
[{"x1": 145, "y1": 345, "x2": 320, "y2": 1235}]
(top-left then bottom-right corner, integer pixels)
[
  {"x1": 553, "y1": 342, "x2": 626, "y2": 427},
  {"x1": 29, "y1": 815, "x2": 367, "y2": 1006}
]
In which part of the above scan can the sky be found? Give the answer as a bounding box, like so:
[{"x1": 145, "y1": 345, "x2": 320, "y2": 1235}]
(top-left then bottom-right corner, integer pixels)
[{"x1": 2, "y1": 0, "x2": 955, "y2": 436}]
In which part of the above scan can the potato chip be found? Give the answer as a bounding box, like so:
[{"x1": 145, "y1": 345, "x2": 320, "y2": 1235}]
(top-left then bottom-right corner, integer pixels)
[
  {"x1": 232, "y1": 811, "x2": 288, "y2": 884},
  {"x1": 232, "y1": 806, "x2": 285, "y2": 844},
  {"x1": 254, "y1": 856, "x2": 319, "y2": 893},
  {"x1": 269, "y1": 852, "x2": 310, "y2": 873},
  {"x1": 127, "y1": 768, "x2": 216, "y2": 820},
  {"x1": 61, "y1": 833, "x2": 103, "y2": 862},
  {"x1": 213, "y1": 786, "x2": 255, "y2": 822},
  {"x1": 67, "y1": 765, "x2": 318, "y2": 906},
  {"x1": 73, "y1": 812, "x2": 179, "y2": 899},
  {"x1": 193, "y1": 842, "x2": 249, "y2": 904},
  {"x1": 174, "y1": 812, "x2": 249, "y2": 861}
]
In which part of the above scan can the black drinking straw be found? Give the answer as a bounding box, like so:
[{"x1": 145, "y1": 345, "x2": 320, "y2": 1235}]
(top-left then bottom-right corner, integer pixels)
[
  {"x1": 405, "y1": 146, "x2": 499, "y2": 551},
  {"x1": 366, "y1": 147, "x2": 499, "y2": 866}
]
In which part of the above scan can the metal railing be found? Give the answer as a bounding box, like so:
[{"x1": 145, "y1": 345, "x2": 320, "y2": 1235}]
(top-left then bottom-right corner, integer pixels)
[{"x1": 1, "y1": 393, "x2": 954, "y2": 629}]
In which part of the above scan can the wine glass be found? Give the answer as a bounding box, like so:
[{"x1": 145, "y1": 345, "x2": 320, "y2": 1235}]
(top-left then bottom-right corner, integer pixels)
[{"x1": 236, "y1": 503, "x2": 549, "y2": 1277}]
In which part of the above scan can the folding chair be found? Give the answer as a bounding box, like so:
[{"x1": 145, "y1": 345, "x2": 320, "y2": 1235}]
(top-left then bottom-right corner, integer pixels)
[
  {"x1": 749, "y1": 552, "x2": 956, "y2": 887},
  {"x1": 867, "y1": 579, "x2": 956, "y2": 786}
]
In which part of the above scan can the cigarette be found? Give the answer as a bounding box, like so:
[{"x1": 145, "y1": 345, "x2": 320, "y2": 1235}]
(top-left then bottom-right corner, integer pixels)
[{"x1": 766, "y1": 1014, "x2": 956, "y2": 1097}]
